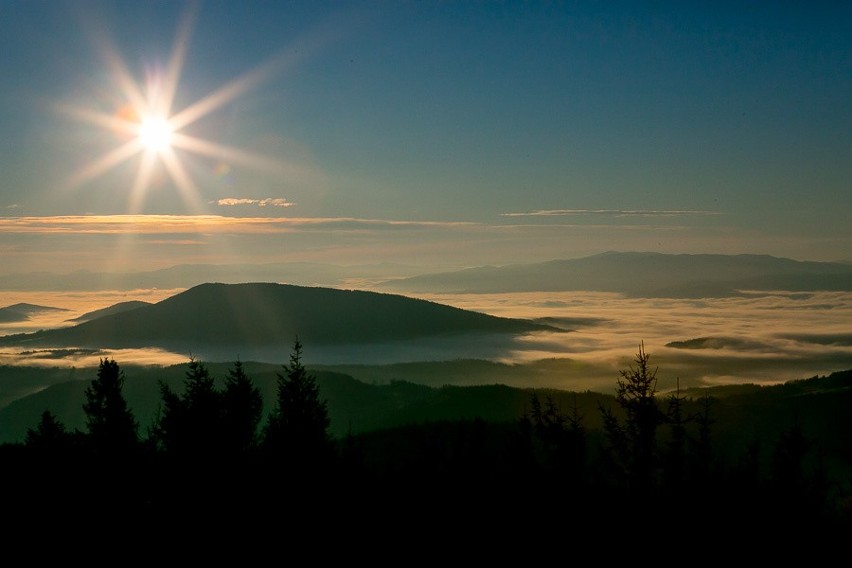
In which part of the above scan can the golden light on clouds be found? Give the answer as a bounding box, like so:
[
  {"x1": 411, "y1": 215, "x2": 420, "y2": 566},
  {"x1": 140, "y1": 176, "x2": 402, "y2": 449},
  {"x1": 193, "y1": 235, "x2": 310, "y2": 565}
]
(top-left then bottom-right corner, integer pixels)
[{"x1": 0, "y1": 214, "x2": 479, "y2": 235}]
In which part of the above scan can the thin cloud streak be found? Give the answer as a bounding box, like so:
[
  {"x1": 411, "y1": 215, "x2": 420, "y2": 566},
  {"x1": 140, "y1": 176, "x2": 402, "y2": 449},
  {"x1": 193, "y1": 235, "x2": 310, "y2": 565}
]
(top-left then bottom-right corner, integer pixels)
[
  {"x1": 502, "y1": 209, "x2": 722, "y2": 218},
  {"x1": 0, "y1": 215, "x2": 480, "y2": 235},
  {"x1": 216, "y1": 198, "x2": 295, "y2": 208}
]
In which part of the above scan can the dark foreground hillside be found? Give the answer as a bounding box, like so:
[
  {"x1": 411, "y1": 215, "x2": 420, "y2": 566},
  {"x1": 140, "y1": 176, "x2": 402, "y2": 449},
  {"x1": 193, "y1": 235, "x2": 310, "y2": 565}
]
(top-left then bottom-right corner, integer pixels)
[{"x1": 1, "y1": 348, "x2": 850, "y2": 545}]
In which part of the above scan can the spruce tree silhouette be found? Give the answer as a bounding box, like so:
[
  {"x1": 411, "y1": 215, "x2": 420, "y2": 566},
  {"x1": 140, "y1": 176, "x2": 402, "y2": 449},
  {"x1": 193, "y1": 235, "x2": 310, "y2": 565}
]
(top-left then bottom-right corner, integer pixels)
[
  {"x1": 83, "y1": 358, "x2": 138, "y2": 454},
  {"x1": 26, "y1": 410, "x2": 73, "y2": 452},
  {"x1": 151, "y1": 357, "x2": 227, "y2": 518},
  {"x1": 601, "y1": 343, "x2": 665, "y2": 494},
  {"x1": 221, "y1": 359, "x2": 263, "y2": 455},
  {"x1": 76, "y1": 358, "x2": 141, "y2": 523},
  {"x1": 263, "y1": 339, "x2": 331, "y2": 468},
  {"x1": 155, "y1": 356, "x2": 221, "y2": 458},
  {"x1": 770, "y1": 419, "x2": 830, "y2": 523},
  {"x1": 662, "y1": 378, "x2": 689, "y2": 492},
  {"x1": 688, "y1": 394, "x2": 715, "y2": 486}
]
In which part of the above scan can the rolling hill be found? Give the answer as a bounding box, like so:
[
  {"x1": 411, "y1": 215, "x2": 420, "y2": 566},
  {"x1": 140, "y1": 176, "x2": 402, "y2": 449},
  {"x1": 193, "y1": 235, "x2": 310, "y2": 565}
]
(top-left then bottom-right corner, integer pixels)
[
  {"x1": 379, "y1": 252, "x2": 852, "y2": 297},
  {"x1": 0, "y1": 303, "x2": 69, "y2": 323},
  {"x1": 0, "y1": 283, "x2": 552, "y2": 354}
]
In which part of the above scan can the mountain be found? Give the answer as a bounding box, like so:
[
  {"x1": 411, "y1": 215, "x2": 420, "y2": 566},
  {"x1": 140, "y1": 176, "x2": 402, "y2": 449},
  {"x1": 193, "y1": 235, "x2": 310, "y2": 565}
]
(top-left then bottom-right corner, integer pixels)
[
  {"x1": 0, "y1": 303, "x2": 69, "y2": 323},
  {"x1": 379, "y1": 252, "x2": 852, "y2": 297},
  {"x1": 0, "y1": 283, "x2": 551, "y2": 355},
  {"x1": 67, "y1": 300, "x2": 152, "y2": 323}
]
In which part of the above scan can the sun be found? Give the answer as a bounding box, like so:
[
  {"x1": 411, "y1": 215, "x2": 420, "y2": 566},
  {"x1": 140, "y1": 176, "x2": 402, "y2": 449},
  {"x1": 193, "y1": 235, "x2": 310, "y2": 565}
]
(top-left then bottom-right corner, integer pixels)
[
  {"x1": 58, "y1": 5, "x2": 306, "y2": 214},
  {"x1": 138, "y1": 116, "x2": 174, "y2": 152}
]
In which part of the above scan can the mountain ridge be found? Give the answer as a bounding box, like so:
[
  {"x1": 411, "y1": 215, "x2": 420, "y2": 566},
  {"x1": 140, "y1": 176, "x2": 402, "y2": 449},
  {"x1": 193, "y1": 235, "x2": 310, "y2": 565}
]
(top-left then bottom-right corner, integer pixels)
[{"x1": 378, "y1": 252, "x2": 852, "y2": 297}]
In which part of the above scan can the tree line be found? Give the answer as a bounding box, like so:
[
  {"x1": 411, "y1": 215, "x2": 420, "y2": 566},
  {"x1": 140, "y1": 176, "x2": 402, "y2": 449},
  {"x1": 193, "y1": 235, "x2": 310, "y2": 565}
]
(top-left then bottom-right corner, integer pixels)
[
  {"x1": 4, "y1": 340, "x2": 849, "y2": 535},
  {"x1": 26, "y1": 340, "x2": 332, "y2": 467}
]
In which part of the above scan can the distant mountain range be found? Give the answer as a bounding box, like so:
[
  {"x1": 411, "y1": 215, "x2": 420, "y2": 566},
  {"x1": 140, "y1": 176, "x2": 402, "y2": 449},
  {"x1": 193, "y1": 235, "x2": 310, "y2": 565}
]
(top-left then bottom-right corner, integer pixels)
[
  {"x1": 0, "y1": 261, "x2": 428, "y2": 292},
  {"x1": 0, "y1": 283, "x2": 551, "y2": 355},
  {"x1": 379, "y1": 252, "x2": 852, "y2": 297},
  {"x1": 0, "y1": 303, "x2": 68, "y2": 323},
  {"x1": 3, "y1": 253, "x2": 850, "y2": 298}
]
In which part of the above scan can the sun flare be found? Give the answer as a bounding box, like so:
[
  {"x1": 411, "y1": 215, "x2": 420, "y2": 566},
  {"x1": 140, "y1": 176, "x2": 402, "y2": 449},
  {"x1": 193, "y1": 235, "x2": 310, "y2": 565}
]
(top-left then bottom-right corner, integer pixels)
[
  {"x1": 59, "y1": 5, "x2": 305, "y2": 214},
  {"x1": 138, "y1": 116, "x2": 174, "y2": 152}
]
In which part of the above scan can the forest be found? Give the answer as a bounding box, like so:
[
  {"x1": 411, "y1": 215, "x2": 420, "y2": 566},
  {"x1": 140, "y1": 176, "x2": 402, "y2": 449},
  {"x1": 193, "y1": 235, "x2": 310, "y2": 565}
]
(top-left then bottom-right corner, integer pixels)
[{"x1": 2, "y1": 340, "x2": 850, "y2": 542}]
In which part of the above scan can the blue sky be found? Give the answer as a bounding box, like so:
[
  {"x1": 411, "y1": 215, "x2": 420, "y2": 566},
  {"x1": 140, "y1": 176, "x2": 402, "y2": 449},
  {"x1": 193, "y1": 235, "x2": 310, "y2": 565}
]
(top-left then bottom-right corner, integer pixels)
[{"x1": 0, "y1": 0, "x2": 849, "y2": 275}]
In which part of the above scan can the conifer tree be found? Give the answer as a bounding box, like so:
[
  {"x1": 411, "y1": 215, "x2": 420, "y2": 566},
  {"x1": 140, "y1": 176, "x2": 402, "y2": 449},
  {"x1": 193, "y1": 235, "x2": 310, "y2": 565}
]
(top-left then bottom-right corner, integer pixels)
[
  {"x1": 263, "y1": 339, "x2": 331, "y2": 464},
  {"x1": 221, "y1": 359, "x2": 263, "y2": 454},
  {"x1": 663, "y1": 378, "x2": 689, "y2": 490},
  {"x1": 156, "y1": 357, "x2": 221, "y2": 457},
  {"x1": 83, "y1": 358, "x2": 138, "y2": 454},
  {"x1": 601, "y1": 343, "x2": 665, "y2": 492},
  {"x1": 26, "y1": 410, "x2": 73, "y2": 451}
]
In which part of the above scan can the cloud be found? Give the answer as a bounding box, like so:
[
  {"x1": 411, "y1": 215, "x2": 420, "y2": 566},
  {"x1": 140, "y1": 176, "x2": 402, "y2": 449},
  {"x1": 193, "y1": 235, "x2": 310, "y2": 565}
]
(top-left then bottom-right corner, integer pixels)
[
  {"x1": 501, "y1": 209, "x2": 721, "y2": 218},
  {"x1": 0, "y1": 215, "x2": 478, "y2": 235},
  {"x1": 215, "y1": 197, "x2": 295, "y2": 208},
  {"x1": 141, "y1": 239, "x2": 206, "y2": 246},
  {"x1": 778, "y1": 333, "x2": 852, "y2": 347}
]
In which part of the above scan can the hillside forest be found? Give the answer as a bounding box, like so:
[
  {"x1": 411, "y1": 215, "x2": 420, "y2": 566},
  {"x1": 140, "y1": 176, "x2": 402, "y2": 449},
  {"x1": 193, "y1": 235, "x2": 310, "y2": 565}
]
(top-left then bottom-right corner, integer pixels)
[{"x1": 3, "y1": 338, "x2": 850, "y2": 543}]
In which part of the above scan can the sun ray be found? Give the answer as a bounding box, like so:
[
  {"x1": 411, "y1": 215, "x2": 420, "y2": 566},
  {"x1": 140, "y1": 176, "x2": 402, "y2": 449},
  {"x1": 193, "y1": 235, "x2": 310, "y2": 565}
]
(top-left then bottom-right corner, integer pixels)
[
  {"x1": 98, "y1": 41, "x2": 149, "y2": 114},
  {"x1": 159, "y1": 148, "x2": 204, "y2": 213},
  {"x1": 170, "y1": 132, "x2": 311, "y2": 178},
  {"x1": 158, "y1": 3, "x2": 197, "y2": 118},
  {"x1": 128, "y1": 151, "x2": 159, "y2": 214},
  {"x1": 168, "y1": 54, "x2": 289, "y2": 132},
  {"x1": 55, "y1": 104, "x2": 138, "y2": 137},
  {"x1": 66, "y1": 139, "x2": 143, "y2": 189},
  {"x1": 60, "y1": 2, "x2": 332, "y2": 214}
]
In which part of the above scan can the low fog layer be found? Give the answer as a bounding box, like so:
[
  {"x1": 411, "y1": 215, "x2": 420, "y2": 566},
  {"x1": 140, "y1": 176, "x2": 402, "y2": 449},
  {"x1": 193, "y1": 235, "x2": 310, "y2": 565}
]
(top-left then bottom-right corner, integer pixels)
[{"x1": 0, "y1": 288, "x2": 850, "y2": 394}]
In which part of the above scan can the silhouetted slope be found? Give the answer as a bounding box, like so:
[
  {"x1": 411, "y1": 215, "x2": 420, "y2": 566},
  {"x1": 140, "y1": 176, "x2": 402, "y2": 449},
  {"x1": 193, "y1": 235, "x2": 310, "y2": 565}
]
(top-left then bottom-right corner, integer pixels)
[
  {"x1": 0, "y1": 283, "x2": 549, "y2": 350},
  {"x1": 0, "y1": 303, "x2": 68, "y2": 323},
  {"x1": 4, "y1": 360, "x2": 849, "y2": 458},
  {"x1": 381, "y1": 252, "x2": 852, "y2": 297},
  {"x1": 0, "y1": 365, "x2": 82, "y2": 408},
  {"x1": 0, "y1": 361, "x2": 610, "y2": 443},
  {"x1": 691, "y1": 370, "x2": 852, "y2": 471},
  {"x1": 67, "y1": 300, "x2": 151, "y2": 323}
]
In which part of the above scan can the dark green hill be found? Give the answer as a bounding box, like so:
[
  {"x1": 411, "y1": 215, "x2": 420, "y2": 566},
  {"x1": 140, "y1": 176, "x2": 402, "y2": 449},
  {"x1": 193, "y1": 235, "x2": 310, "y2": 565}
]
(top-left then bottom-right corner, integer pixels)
[{"x1": 0, "y1": 282, "x2": 550, "y2": 351}]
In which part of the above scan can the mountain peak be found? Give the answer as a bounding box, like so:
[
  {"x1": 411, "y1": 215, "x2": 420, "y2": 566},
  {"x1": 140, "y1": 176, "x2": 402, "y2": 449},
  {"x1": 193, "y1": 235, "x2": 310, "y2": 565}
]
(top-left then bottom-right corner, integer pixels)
[{"x1": 0, "y1": 283, "x2": 550, "y2": 361}]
